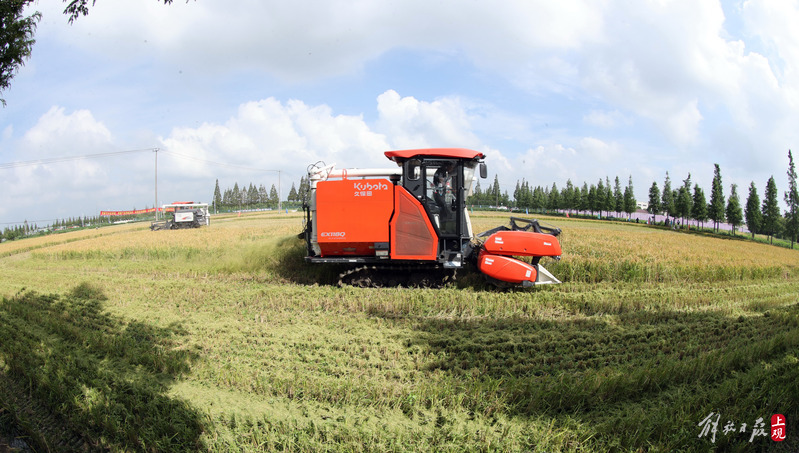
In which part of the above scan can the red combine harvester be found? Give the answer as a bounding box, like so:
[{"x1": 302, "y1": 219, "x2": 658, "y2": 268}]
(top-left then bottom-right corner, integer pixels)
[{"x1": 300, "y1": 148, "x2": 562, "y2": 287}]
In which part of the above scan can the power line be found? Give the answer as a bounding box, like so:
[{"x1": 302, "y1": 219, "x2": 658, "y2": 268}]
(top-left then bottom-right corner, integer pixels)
[
  {"x1": 0, "y1": 148, "x2": 156, "y2": 170},
  {"x1": 160, "y1": 150, "x2": 287, "y2": 211},
  {"x1": 0, "y1": 147, "x2": 289, "y2": 175},
  {"x1": 160, "y1": 150, "x2": 281, "y2": 173}
]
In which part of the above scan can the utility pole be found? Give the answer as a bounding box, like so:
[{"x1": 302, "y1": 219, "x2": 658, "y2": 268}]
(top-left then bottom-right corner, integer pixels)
[{"x1": 154, "y1": 148, "x2": 159, "y2": 220}]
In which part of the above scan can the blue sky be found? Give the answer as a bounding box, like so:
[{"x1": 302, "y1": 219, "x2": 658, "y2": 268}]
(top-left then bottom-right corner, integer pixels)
[{"x1": 1, "y1": 0, "x2": 798, "y2": 225}]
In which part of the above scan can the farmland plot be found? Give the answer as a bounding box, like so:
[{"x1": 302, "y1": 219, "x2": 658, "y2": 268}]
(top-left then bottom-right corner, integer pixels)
[{"x1": 0, "y1": 212, "x2": 797, "y2": 452}]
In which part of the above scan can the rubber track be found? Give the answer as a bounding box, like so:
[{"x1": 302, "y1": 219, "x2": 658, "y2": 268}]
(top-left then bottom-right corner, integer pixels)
[{"x1": 338, "y1": 265, "x2": 456, "y2": 288}]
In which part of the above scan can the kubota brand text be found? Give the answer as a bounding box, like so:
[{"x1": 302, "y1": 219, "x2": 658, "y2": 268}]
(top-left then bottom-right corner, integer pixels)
[{"x1": 354, "y1": 181, "x2": 389, "y2": 191}]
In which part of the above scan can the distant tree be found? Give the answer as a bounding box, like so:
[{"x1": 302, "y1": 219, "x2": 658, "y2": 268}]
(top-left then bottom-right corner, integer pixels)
[
  {"x1": 532, "y1": 186, "x2": 547, "y2": 211},
  {"x1": 246, "y1": 183, "x2": 257, "y2": 206},
  {"x1": 661, "y1": 172, "x2": 675, "y2": 222},
  {"x1": 514, "y1": 180, "x2": 524, "y2": 208},
  {"x1": 691, "y1": 184, "x2": 708, "y2": 229},
  {"x1": 232, "y1": 182, "x2": 241, "y2": 208},
  {"x1": 222, "y1": 188, "x2": 231, "y2": 207},
  {"x1": 604, "y1": 176, "x2": 614, "y2": 216},
  {"x1": 239, "y1": 185, "x2": 248, "y2": 207},
  {"x1": 519, "y1": 180, "x2": 533, "y2": 209},
  {"x1": 548, "y1": 183, "x2": 560, "y2": 211},
  {"x1": 268, "y1": 184, "x2": 278, "y2": 208},
  {"x1": 468, "y1": 179, "x2": 481, "y2": 205},
  {"x1": 500, "y1": 190, "x2": 511, "y2": 207},
  {"x1": 299, "y1": 176, "x2": 310, "y2": 204},
  {"x1": 584, "y1": 184, "x2": 593, "y2": 215},
  {"x1": 613, "y1": 176, "x2": 623, "y2": 215},
  {"x1": 785, "y1": 150, "x2": 799, "y2": 248},
  {"x1": 726, "y1": 184, "x2": 743, "y2": 235},
  {"x1": 243, "y1": 183, "x2": 251, "y2": 206},
  {"x1": 762, "y1": 176, "x2": 780, "y2": 244},
  {"x1": 675, "y1": 173, "x2": 693, "y2": 227},
  {"x1": 563, "y1": 179, "x2": 576, "y2": 214},
  {"x1": 212, "y1": 179, "x2": 222, "y2": 212},
  {"x1": 594, "y1": 178, "x2": 607, "y2": 216},
  {"x1": 623, "y1": 176, "x2": 636, "y2": 219},
  {"x1": 709, "y1": 164, "x2": 725, "y2": 232},
  {"x1": 744, "y1": 182, "x2": 761, "y2": 239},
  {"x1": 527, "y1": 181, "x2": 536, "y2": 209},
  {"x1": 255, "y1": 184, "x2": 266, "y2": 204},
  {"x1": 579, "y1": 183, "x2": 589, "y2": 213},
  {"x1": 490, "y1": 175, "x2": 501, "y2": 205},
  {"x1": 287, "y1": 183, "x2": 298, "y2": 203},
  {"x1": 597, "y1": 176, "x2": 613, "y2": 217},
  {"x1": 647, "y1": 181, "x2": 661, "y2": 216}
]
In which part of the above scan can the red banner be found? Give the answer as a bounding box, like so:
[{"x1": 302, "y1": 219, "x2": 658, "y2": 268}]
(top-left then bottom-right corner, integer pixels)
[
  {"x1": 100, "y1": 207, "x2": 160, "y2": 216},
  {"x1": 100, "y1": 203, "x2": 196, "y2": 216}
]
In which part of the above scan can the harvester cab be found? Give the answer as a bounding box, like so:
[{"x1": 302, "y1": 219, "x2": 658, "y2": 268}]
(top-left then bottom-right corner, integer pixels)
[{"x1": 300, "y1": 148, "x2": 562, "y2": 287}]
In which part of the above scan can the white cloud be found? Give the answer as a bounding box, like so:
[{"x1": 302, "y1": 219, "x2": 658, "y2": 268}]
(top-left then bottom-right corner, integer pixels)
[
  {"x1": 9, "y1": 0, "x2": 799, "y2": 221},
  {"x1": 517, "y1": 144, "x2": 578, "y2": 186},
  {"x1": 375, "y1": 90, "x2": 480, "y2": 150},
  {"x1": 737, "y1": 0, "x2": 799, "y2": 165},
  {"x1": 158, "y1": 90, "x2": 495, "y2": 187},
  {"x1": 1, "y1": 107, "x2": 124, "y2": 219},
  {"x1": 42, "y1": 0, "x2": 604, "y2": 82},
  {"x1": 32, "y1": 0, "x2": 797, "y2": 156},
  {"x1": 21, "y1": 106, "x2": 112, "y2": 156},
  {"x1": 578, "y1": 137, "x2": 622, "y2": 164},
  {"x1": 742, "y1": 0, "x2": 799, "y2": 81},
  {"x1": 157, "y1": 97, "x2": 394, "y2": 200},
  {"x1": 583, "y1": 110, "x2": 629, "y2": 129}
]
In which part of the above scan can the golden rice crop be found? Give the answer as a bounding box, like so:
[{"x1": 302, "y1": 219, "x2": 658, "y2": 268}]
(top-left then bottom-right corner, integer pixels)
[
  {"x1": 1, "y1": 211, "x2": 797, "y2": 452},
  {"x1": 470, "y1": 214, "x2": 799, "y2": 283}
]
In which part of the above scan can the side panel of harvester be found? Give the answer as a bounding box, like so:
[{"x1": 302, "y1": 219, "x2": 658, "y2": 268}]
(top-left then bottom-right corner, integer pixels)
[
  {"x1": 315, "y1": 178, "x2": 440, "y2": 260},
  {"x1": 315, "y1": 178, "x2": 394, "y2": 256},
  {"x1": 390, "y1": 186, "x2": 438, "y2": 260}
]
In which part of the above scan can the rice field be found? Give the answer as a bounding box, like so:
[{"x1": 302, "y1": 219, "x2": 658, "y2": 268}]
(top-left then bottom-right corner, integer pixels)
[{"x1": 0, "y1": 211, "x2": 797, "y2": 452}]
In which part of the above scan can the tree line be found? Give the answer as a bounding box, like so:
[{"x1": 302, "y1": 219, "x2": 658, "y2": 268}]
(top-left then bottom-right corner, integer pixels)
[
  {"x1": 468, "y1": 174, "x2": 639, "y2": 218},
  {"x1": 1, "y1": 215, "x2": 118, "y2": 241},
  {"x1": 211, "y1": 177, "x2": 310, "y2": 211},
  {"x1": 465, "y1": 151, "x2": 798, "y2": 248},
  {"x1": 645, "y1": 150, "x2": 799, "y2": 248}
]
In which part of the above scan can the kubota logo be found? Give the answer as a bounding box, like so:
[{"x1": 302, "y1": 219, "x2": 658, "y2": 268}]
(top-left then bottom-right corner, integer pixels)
[
  {"x1": 354, "y1": 181, "x2": 389, "y2": 191},
  {"x1": 321, "y1": 231, "x2": 346, "y2": 238}
]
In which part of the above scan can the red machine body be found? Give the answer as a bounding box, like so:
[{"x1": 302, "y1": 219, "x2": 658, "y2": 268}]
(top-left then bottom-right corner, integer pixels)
[{"x1": 302, "y1": 148, "x2": 562, "y2": 287}]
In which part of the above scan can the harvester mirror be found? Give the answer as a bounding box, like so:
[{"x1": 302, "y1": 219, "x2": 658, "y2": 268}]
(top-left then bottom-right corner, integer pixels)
[{"x1": 479, "y1": 162, "x2": 487, "y2": 179}]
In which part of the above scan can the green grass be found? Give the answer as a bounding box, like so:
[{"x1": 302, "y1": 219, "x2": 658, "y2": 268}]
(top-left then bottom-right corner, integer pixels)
[{"x1": 0, "y1": 212, "x2": 797, "y2": 451}]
